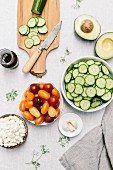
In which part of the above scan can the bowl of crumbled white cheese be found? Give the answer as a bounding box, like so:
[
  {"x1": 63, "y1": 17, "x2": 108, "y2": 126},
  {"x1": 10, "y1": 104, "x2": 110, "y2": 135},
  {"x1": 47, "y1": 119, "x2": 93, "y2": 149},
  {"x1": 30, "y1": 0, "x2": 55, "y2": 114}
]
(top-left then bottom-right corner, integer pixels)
[{"x1": 0, "y1": 114, "x2": 28, "y2": 148}]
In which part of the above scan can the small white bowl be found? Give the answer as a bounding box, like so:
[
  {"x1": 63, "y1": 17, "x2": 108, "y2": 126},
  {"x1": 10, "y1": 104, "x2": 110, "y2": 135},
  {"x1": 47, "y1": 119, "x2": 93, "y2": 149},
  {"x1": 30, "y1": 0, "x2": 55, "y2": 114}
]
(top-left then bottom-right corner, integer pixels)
[
  {"x1": 59, "y1": 113, "x2": 83, "y2": 137},
  {"x1": 61, "y1": 56, "x2": 113, "y2": 112}
]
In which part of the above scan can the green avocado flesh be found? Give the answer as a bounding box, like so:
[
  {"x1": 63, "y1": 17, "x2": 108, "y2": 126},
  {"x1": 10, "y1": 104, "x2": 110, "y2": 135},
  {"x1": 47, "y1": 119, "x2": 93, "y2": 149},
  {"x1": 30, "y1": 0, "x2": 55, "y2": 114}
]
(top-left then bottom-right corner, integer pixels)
[
  {"x1": 74, "y1": 15, "x2": 101, "y2": 40},
  {"x1": 95, "y1": 32, "x2": 113, "y2": 60}
]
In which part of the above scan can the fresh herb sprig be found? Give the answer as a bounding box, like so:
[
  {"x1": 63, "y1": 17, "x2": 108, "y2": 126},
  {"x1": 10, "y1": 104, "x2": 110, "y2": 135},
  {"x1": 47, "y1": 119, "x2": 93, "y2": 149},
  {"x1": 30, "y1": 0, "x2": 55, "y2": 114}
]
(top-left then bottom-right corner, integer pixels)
[
  {"x1": 73, "y1": 0, "x2": 83, "y2": 9},
  {"x1": 59, "y1": 136, "x2": 70, "y2": 147},
  {"x1": 60, "y1": 48, "x2": 71, "y2": 63},
  {"x1": 26, "y1": 145, "x2": 49, "y2": 170},
  {"x1": 6, "y1": 89, "x2": 18, "y2": 101}
]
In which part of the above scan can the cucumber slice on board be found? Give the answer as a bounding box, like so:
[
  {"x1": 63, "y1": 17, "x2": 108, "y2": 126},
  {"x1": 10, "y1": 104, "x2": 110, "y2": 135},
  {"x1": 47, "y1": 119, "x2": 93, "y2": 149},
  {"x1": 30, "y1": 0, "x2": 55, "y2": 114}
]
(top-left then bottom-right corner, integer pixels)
[
  {"x1": 65, "y1": 73, "x2": 72, "y2": 83},
  {"x1": 67, "y1": 83, "x2": 75, "y2": 93},
  {"x1": 75, "y1": 84, "x2": 83, "y2": 94},
  {"x1": 96, "y1": 78, "x2": 106, "y2": 88},
  {"x1": 19, "y1": 25, "x2": 28, "y2": 35},
  {"x1": 102, "y1": 65, "x2": 109, "y2": 75},
  {"x1": 24, "y1": 38, "x2": 34, "y2": 49},
  {"x1": 86, "y1": 87, "x2": 96, "y2": 97},
  {"x1": 106, "y1": 78, "x2": 113, "y2": 89},
  {"x1": 35, "y1": 18, "x2": 39, "y2": 24},
  {"x1": 37, "y1": 17, "x2": 46, "y2": 27},
  {"x1": 75, "y1": 76, "x2": 85, "y2": 85},
  {"x1": 32, "y1": 36, "x2": 41, "y2": 45},
  {"x1": 85, "y1": 75, "x2": 95, "y2": 85},
  {"x1": 28, "y1": 18, "x2": 36, "y2": 27},
  {"x1": 25, "y1": 27, "x2": 30, "y2": 35},
  {"x1": 28, "y1": 31, "x2": 37, "y2": 38},
  {"x1": 38, "y1": 25, "x2": 48, "y2": 34},
  {"x1": 101, "y1": 92, "x2": 112, "y2": 101},
  {"x1": 79, "y1": 64, "x2": 87, "y2": 73},
  {"x1": 80, "y1": 100, "x2": 90, "y2": 110},
  {"x1": 30, "y1": 27, "x2": 38, "y2": 33},
  {"x1": 89, "y1": 64, "x2": 100, "y2": 75}
]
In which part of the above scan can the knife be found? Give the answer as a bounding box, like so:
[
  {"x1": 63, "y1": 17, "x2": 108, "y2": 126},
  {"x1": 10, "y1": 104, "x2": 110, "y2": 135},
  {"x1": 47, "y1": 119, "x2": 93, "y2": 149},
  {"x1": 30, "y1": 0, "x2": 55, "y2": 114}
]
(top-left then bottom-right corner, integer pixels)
[{"x1": 22, "y1": 21, "x2": 62, "y2": 73}]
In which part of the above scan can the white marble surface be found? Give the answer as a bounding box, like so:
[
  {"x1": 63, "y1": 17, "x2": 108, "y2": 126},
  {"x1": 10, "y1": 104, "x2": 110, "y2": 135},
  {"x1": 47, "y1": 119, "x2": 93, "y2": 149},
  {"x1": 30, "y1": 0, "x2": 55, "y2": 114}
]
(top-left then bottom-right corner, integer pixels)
[{"x1": 0, "y1": 0, "x2": 113, "y2": 169}]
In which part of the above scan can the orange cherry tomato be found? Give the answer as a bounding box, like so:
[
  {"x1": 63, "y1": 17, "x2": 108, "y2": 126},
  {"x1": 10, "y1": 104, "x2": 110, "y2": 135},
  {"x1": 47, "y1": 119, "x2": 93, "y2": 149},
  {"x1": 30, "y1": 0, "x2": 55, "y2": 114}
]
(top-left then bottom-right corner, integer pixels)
[
  {"x1": 25, "y1": 101, "x2": 33, "y2": 109},
  {"x1": 55, "y1": 108, "x2": 60, "y2": 118},
  {"x1": 41, "y1": 102, "x2": 49, "y2": 114},
  {"x1": 39, "y1": 84, "x2": 44, "y2": 89},
  {"x1": 25, "y1": 92, "x2": 34, "y2": 101},
  {"x1": 24, "y1": 90, "x2": 30, "y2": 97},
  {"x1": 38, "y1": 90, "x2": 50, "y2": 100},
  {"x1": 22, "y1": 111, "x2": 35, "y2": 121},
  {"x1": 19, "y1": 100, "x2": 26, "y2": 112},
  {"x1": 34, "y1": 115, "x2": 45, "y2": 125},
  {"x1": 52, "y1": 88, "x2": 60, "y2": 98}
]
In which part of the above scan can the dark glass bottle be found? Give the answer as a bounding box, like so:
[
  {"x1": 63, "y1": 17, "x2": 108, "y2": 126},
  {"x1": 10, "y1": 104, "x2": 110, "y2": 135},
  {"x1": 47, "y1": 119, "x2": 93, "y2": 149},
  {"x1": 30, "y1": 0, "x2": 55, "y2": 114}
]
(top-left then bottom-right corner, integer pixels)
[{"x1": 0, "y1": 49, "x2": 19, "y2": 69}]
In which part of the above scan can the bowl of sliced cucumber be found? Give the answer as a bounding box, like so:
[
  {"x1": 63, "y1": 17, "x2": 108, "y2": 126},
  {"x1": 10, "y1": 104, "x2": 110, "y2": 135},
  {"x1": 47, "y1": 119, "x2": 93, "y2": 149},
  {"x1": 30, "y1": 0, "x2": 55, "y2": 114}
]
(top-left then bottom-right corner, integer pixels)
[{"x1": 61, "y1": 56, "x2": 113, "y2": 112}]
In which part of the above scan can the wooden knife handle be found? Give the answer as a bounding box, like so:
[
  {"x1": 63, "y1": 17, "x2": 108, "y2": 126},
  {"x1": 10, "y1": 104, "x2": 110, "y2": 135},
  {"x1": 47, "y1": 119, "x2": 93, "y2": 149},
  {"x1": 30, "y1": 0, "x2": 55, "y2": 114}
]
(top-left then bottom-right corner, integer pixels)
[{"x1": 22, "y1": 49, "x2": 42, "y2": 73}]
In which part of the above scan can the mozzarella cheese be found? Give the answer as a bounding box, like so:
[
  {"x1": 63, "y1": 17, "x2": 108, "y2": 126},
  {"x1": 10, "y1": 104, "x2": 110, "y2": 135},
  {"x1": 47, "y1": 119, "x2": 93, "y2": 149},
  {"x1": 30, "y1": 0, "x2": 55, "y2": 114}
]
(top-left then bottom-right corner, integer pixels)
[{"x1": 0, "y1": 116, "x2": 26, "y2": 147}]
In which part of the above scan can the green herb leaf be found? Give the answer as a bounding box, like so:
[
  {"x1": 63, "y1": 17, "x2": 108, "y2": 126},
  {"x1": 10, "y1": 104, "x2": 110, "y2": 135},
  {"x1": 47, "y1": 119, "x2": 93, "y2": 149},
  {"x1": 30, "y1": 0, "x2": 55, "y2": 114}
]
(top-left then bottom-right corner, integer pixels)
[
  {"x1": 58, "y1": 136, "x2": 70, "y2": 147},
  {"x1": 73, "y1": 0, "x2": 83, "y2": 9},
  {"x1": 6, "y1": 89, "x2": 18, "y2": 101},
  {"x1": 60, "y1": 48, "x2": 71, "y2": 63}
]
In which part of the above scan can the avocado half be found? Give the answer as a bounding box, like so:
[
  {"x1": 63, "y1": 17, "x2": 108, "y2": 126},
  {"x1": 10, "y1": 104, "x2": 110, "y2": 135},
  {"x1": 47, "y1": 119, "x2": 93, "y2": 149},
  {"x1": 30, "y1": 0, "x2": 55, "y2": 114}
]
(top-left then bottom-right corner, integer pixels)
[
  {"x1": 74, "y1": 15, "x2": 101, "y2": 40},
  {"x1": 95, "y1": 32, "x2": 113, "y2": 60}
]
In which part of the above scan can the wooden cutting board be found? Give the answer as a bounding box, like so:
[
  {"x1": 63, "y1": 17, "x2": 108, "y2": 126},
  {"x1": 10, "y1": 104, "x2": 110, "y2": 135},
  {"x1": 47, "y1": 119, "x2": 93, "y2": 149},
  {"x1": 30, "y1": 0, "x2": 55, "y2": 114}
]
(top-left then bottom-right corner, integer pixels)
[{"x1": 17, "y1": 0, "x2": 60, "y2": 77}]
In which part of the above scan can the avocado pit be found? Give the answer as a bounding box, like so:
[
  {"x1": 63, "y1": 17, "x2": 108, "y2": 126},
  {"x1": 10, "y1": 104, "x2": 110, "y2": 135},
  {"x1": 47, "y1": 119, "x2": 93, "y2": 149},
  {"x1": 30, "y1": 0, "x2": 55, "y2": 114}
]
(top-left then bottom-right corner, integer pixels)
[
  {"x1": 102, "y1": 38, "x2": 113, "y2": 52},
  {"x1": 81, "y1": 19, "x2": 94, "y2": 33}
]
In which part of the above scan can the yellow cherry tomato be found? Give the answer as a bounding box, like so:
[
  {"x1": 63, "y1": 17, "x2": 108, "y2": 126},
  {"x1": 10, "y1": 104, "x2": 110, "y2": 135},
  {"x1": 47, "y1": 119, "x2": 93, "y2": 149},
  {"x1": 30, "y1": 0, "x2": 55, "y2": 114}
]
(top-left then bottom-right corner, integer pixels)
[
  {"x1": 48, "y1": 106, "x2": 57, "y2": 118},
  {"x1": 29, "y1": 106, "x2": 41, "y2": 118}
]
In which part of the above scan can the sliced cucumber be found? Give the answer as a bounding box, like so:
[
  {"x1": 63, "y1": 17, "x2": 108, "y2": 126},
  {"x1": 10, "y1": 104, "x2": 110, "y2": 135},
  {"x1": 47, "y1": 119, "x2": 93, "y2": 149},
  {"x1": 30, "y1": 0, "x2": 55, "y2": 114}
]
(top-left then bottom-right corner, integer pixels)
[
  {"x1": 96, "y1": 86, "x2": 105, "y2": 96},
  {"x1": 73, "y1": 69, "x2": 78, "y2": 78},
  {"x1": 65, "y1": 84, "x2": 68, "y2": 90},
  {"x1": 74, "y1": 95, "x2": 82, "y2": 102},
  {"x1": 75, "y1": 84, "x2": 83, "y2": 94},
  {"x1": 92, "y1": 98, "x2": 101, "y2": 102},
  {"x1": 66, "y1": 92, "x2": 73, "y2": 100},
  {"x1": 38, "y1": 25, "x2": 48, "y2": 34},
  {"x1": 95, "y1": 61, "x2": 101, "y2": 65},
  {"x1": 98, "y1": 72, "x2": 103, "y2": 78},
  {"x1": 19, "y1": 25, "x2": 28, "y2": 35},
  {"x1": 32, "y1": 36, "x2": 41, "y2": 45},
  {"x1": 80, "y1": 100, "x2": 90, "y2": 110},
  {"x1": 85, "y1": 75, "x2": 95, "y2": 85},
  {"x1": 24, "y1": 38, "x2": 34, "y2": 49},
  {"x1": 106, "y1": 78, "x2": 113, "y2": 89},
  {"x1": 84, "y1": 97, "x2": 92, "y2": 100},
  {"x1": 79, "y1": 64, "x2": 87, "y2": 74},
  {"x1": 35, "y1": 18, "x2": 39, "y2": 24},
  {"x1": 25, "y1": 27, "x2": 30, "y2": 35},
  {"x1": 67, "y1": 83, "x2": 75, "y2": 93},
  {"x1": 82, "y1": 88, "x2": 87, "y2": 97},
  {"x1": 70, "y1": 80, "x2": 74, "y2": 84},
  {"x1": 71, "y1": 92, "x2": 78, "y2": 98},
  {"x1": 74, "y1": 101, "x2": 80, "y2": 107},
  {"x1": 89, "y1": 64, "x2": 100, "y2": 75},
  {"x1": 78, "y1": 62, "x2": 88, "y2": 67},
  {"x1": 96, "y1": 78, "x2": 106, "y2": 88},
  {"x1": 67, "y1": 64, "x2": 74, "y2": 72},
  {"x1": 86, "y1": 87, "x2": 96, "y2": 97},
  {"x1": 74, "y1": 63, "x2": 78, "y2": 68},
  {"x1": 30, "y1": 26, "x2": 38, "y2": 33},
  {"x1": 86, "y1": 60, "x2": 94, "y2": 65},
  {"x1": 75, "y1": 76, "x2": 84, "y2": 85},
  {"x1": 28, "y1": 31, "x2": 37, "y2": 38},
  {"x1": 65, "y1": 73, "x2": 72, "y2": 83},
  {"x1": 91, "y1": 101, "x2": 101, "y2": 108},
  {"x1": 28, "y1": 18, "x2": 36, "y2": 27},
  {"x1": 101, "y1": 92, "x2": 112, "y2": 101},
  {"x1": 102, "y1": 65, "x2": 109, "y2": 75},
  {"x1": 102, "y1": 75, "x2": 109, "y2": 79},
  {"x1": 37, "y1": 17, "x2": 46, "y2": 27}
]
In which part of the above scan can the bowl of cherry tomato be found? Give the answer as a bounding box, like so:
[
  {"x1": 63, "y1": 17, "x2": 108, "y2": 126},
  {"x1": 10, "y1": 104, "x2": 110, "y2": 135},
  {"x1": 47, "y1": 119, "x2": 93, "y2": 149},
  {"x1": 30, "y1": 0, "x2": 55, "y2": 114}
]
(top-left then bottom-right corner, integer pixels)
[{"x1": 19, "y1": 83, "x2": 63, "y2": 125}]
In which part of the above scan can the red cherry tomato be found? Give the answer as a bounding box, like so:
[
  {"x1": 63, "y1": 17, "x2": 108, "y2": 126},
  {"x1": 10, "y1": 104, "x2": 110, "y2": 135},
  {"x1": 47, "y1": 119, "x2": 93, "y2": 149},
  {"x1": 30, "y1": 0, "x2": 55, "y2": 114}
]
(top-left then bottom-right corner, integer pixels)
[
  {"x1": 43, "y1": 83, "x2": 53, "y2": 93},
  {"x1": 45, "y1": 115, "x2": 54, "y2": 123},
  {"x1": 34, "y1": 115, "x2": 45, "y2": 125},
  {"x1": 22, "y1": 111, "x2": 35, "y2": 121},
  {"x1": 25, "y1": 92, "x2": 34, "y2": 101},
  {"x1": 41, "y1": 102, "x2": 49, "y2": 114},
  {"x1": 55, "y1": 100, "x2": 60, "y2": 108},
  {"x1": 38, "y1": 90, "x2": 50, "y2": 100},
  {"x1": 55, "y1": 108, "x2": 60, "y2": 118},
  {"x1": 52, "y1": 88, "x2": 60, "y2": 98},
  {"x1": 29, "y1": 84, "x2": 39, "y2": 94},
  {"x1": 49, "y1": 96, "x2": 59, "y2": 106},
  {"x1": 19, "y1": 100, "x2": 26, "y2": 112}
]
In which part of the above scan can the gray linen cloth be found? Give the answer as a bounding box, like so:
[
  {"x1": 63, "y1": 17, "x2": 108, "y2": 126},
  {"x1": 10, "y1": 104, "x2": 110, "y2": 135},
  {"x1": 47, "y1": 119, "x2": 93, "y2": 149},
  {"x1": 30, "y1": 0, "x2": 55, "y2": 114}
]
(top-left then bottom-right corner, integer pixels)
[{"x1": 59, "y1": 100, "x2": 113, "y2": 170}]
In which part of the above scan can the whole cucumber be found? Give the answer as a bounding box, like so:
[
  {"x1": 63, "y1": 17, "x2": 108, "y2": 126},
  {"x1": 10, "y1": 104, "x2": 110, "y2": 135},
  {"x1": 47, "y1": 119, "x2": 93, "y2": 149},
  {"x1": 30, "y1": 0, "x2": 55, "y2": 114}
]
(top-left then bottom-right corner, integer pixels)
[{"x1": 31, "y1": 0, "x2": 47, "y2": 15}]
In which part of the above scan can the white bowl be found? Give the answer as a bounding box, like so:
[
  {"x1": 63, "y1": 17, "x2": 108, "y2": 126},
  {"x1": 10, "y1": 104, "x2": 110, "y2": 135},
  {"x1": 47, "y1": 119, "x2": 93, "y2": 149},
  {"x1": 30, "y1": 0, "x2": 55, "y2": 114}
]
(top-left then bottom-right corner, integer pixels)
[{"x1": 61, "y1": 56, "x2": 113, "y2": 112}]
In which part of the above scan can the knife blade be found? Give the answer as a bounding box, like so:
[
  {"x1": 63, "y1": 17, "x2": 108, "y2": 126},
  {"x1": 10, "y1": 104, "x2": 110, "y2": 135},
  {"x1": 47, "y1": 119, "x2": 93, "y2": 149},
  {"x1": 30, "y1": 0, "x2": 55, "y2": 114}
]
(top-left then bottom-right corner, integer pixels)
[{"x1": 22, "y1": 21, "x2": 62, "y2": 73}]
